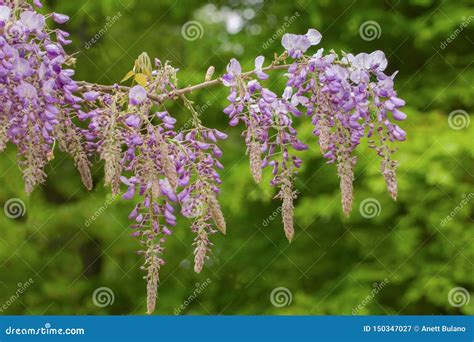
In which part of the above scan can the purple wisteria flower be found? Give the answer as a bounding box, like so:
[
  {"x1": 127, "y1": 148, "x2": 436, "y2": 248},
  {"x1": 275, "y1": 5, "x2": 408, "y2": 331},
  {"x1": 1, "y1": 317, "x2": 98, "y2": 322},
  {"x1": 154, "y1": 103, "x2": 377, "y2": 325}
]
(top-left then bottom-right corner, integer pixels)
[
  {"x1": 222, "y1": 55, "x2": 307, "y2": 242},
  {"x1": 0, "y1": 5, "x2": 11, "y2": 23},
  {"x1": 52, "y1": 12, "x2": 69, "y2": 24},
  {"x1": 222, "y1": 58, "x2": 241, "y2": 86},
  {"x1": 254, "y1": 56, "x2": 268, "y2": 80},
  {"x1": 129, "y1": 85, "x2": 147, "y2": 105},
  {"x1": 282, "y1": 29, "x2": 322, "y2": 58},
  {"x1": 0, "y1": 0, "x2": 89, "y2": 193},
  {"x1": 80, "y1": 56, "x2": 228, "y2": 313},
  {"x1": 283, "y1": 32, "x2": 406, "y2": 209}
]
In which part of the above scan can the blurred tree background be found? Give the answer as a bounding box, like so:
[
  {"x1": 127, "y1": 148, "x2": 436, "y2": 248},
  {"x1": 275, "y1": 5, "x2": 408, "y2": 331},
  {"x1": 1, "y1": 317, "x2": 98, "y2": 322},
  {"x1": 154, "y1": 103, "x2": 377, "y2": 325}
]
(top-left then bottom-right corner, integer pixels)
[{"x1": 0, "y1": 0, "x2": 472, "y2": 315}]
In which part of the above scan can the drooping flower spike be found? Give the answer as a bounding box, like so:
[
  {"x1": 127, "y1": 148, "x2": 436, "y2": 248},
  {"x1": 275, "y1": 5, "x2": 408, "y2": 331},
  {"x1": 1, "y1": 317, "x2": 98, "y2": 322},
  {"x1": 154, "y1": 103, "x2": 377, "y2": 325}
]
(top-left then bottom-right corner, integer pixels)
[
  {"x1": 0, "y1": 0, "x2": 91, "y2": 193},
  {"x1": 79, "y1": 55, "x2": 228, "y2": 313}
]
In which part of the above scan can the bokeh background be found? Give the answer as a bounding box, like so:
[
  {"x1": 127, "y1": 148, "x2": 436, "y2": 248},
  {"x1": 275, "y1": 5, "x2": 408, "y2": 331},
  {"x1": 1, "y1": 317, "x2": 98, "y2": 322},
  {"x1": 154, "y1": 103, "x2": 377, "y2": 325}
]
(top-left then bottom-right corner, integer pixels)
[{"x1": 0, "y1": 0, "x2": 472, "y2": 315}]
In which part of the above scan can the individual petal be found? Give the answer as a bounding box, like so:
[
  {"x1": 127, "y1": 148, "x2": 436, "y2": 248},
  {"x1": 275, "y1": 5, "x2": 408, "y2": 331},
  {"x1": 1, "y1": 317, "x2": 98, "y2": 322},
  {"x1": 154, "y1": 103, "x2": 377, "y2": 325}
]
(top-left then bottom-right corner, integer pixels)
[
  {"x1": 15, "y1": 81, "x2": 37, "y2": 99},
  {"x1": 390, "y1": 96, "x2": 405, "y2": 107},
  {"x1": 226, "y1": 58, "x2": 241, "y2": 75},
  {"x1": 122, "y1": 186, "x2": 136, "y2": 200},
  {"x1": 255, "y1": 71, "x2": 269, "y2": 80},
  {"x1": 393, "y1": 125, "x2": 407, "y2": 140},
  {"x1": 306, "y1": 29, "x2": 322, "y2": 45},
  {"x1": 392, "y1": 109, "x2": 407, "y2": 121},
  {"x1": 52, "y1": 13, "x2": 69, "y2": 24},
  {"x1": 247, "y1": 79, "x2": 261, "y2": 93},
  {"x1": 281, "y1": 33, "x2": 294, "y2": 51},
  {"x1": 0, "y1": 5, "x2": 11, "y2": 22},
  {"x1": 213, "y1": 129, "x2": 228, "y2": 140},
  {"x1": 12, "y1": 58, "x2": 31, "y2": 77},
  {"x1": 370, "y1": 50, "x2": 388, "y2": 71},
  {"x1": 352, "y1": 53, "x2": 371, "y2": 70},
  {"x1": 125, "y1": 115, "x2": 140, "y2": 128},
  {"x1": 261, "y1": 89, "x2": 277, "y2": 103},
  {"x1": 129, "y1": 85, "x2": 147, "y2": 105},
  {"x1": 282, "y1": 86, "x2": 293, "y2": 100},
  {"x1": 222, "y1": 74, "x2": 236, "y2": 87},
  {"x1": 255, "y1": 55, "x2": 265, "y2": 71},
  {"x1": 83, "y1": 91, "x2": 101, "y2": 101},
  {"x1": 19, "y1": 11, "x2": 45, "y2": 31}
]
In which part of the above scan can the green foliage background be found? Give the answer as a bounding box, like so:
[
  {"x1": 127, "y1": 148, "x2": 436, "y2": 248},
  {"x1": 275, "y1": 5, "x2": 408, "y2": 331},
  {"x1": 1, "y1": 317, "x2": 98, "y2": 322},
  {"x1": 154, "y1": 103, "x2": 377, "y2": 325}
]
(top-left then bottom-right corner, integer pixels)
[{"x1": 0, "y1": 0, "x2": 472, "y2": 315}]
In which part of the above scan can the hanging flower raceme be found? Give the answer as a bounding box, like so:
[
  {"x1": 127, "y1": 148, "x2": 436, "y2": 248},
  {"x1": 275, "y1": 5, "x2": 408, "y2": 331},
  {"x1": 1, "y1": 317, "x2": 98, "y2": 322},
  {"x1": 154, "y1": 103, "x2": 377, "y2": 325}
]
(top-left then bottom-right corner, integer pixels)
[
  {"x1": 0, "y1": 0, "x2": 89, "y2": 193},
  {"x1": 79, "y1": 54, "x2": 227, "y2": 313},
  {"x1": 281, "y1": 30, "x2": 407, "y2": 214},
  {"x1": 222, "y1": 56, "x2": 307, "y2": 242}
]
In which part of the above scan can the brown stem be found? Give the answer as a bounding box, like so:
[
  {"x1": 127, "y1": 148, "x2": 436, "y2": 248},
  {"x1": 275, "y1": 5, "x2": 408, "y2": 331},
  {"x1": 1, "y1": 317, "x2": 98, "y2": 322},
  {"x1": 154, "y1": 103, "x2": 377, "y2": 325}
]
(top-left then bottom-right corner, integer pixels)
[{"x1": 76, "y1": 63, "x2": 292, "y2": 104}]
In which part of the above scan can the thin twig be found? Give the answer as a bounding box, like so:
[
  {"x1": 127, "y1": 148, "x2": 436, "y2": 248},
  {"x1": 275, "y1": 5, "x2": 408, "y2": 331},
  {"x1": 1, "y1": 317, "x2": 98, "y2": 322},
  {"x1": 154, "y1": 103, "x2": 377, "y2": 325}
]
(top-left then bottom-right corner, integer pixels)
[{"x1": 76, "y1": 63, "x2": 292, "y2": 104}]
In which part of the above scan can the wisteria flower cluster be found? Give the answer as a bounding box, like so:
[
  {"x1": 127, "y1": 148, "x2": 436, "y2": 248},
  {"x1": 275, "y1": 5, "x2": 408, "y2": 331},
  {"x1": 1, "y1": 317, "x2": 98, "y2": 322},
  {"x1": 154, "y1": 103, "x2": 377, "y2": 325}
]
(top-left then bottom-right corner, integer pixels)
[
  {"x1": 220, "y1": 28, "x2": 406, "y2": 236},
  {"x1": 0, "y1": 0, "x2": 91, "y2": 193},
  {"x1": 222, "y1": 56, "x2": 308, "y2": 242},
  {"x1": 281, "y1": 35, "x2": 406, "y2": 213},
  {"x1": 0, "y1": 2, "x2": 407, "y2": 314},
  {"x1": 79, "y1": 54, "x2": 227, "y2": 313}
]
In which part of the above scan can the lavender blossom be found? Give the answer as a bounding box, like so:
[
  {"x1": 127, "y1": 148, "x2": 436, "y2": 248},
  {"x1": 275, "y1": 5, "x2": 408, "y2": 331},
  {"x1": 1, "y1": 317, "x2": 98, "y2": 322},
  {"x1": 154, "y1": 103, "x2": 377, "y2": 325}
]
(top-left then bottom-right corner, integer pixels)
[
  {"x1": 0, "y1": 0, "x2": 87, "y2": 193},
  {"x1": 282, "y1": 29, "x2": 322, "y2": 58},
  {"x1": 222, "y1": 55, "x2": 307, "y2": 241}
]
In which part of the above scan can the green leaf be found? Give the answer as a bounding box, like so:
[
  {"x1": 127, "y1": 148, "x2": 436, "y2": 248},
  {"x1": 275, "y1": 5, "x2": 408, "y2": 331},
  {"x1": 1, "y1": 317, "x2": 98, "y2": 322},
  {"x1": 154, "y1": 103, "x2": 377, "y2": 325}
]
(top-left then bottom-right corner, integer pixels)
[
  {"x1": 134, "y1": 73, "x2": 147, "y2": 87},
  {"x1": 121, "y1": 70, "x2": 135, "y2": 83}
]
